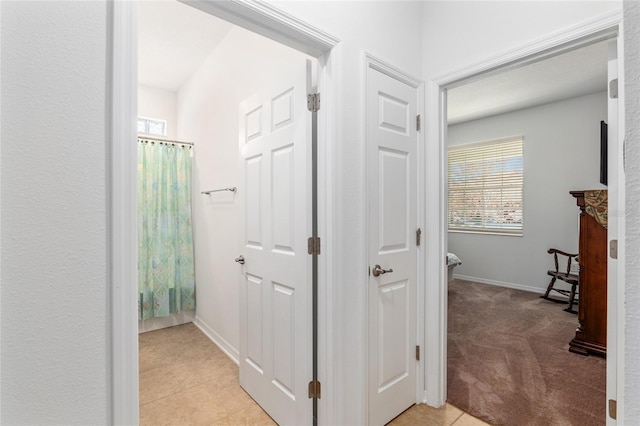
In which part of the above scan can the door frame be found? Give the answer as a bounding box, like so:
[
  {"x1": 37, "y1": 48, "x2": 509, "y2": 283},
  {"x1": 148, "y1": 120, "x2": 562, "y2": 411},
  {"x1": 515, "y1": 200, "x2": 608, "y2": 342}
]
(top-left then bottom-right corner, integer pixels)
[
  {"x1": 424, "y1": 9, "x2": 625, "y2": 421},
  {"x1": 363, "y1": 53, "x2": 425, "y2": 423},
  {"x1": 108, "y1": 1, "x2": 340, "y2": 424}
]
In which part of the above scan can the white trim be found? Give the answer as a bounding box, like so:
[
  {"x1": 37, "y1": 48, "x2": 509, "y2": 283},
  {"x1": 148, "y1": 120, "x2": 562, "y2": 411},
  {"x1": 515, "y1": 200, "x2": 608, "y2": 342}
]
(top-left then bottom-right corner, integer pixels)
[
  {"x1": 111, "y1": 2, "x2": 339, "y2": 425},
  {"x1": 452, "y1": 275, "x2": 545, "y2": 295},
  {"x1": 364, "y1": 52, "x2": 425, "y2": 419},
  {"x1": 435, "y1": 10, "x2": 623, "y2": 89},
  {"x1": 615, "y1": 27, "x2": 625, "y2": 424},
  {"x1": 424, "y1": 79, "x2": 447, "y2": 407},
  {"x1": 606, "y1": 33, "x2": 626, "y2": 425},
  {"x1": 362, "y1": 52, "x2": 370, "y2": 425},
  {"x1": 194, "y1": 317, "x2": 240, "y2": 365},
  {"x1": 366, "y1": 54, "x2": 422, "y2": 89},
  {"x1": 424, "y1": 10, "x2": 624, "y2": 410},
  {"x1": 110, "y1": 1, "x2": 139, "y2": 424},
  {"x1": 0, "y1": 2, "x2": 3, "y2": 423},
  {"x1": 416, "y1": 69, "x2": 427, "y2": 406},
  {"x1": 181, "y1": 0, "x2": 339, "y2": 58},
  {"x1": 316, "y1": 45, "x2": 340, "y2": 426}
]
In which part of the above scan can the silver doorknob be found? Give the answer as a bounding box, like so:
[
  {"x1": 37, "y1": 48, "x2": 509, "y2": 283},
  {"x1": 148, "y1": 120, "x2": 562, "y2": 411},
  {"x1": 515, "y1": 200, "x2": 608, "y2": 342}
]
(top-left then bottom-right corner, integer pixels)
[
  {"x1": 372, "y1": 264, "x2": 393, "y2": 277},
  {"x1": 235, "y1": 255, "x2": 245, "y2": 265}
]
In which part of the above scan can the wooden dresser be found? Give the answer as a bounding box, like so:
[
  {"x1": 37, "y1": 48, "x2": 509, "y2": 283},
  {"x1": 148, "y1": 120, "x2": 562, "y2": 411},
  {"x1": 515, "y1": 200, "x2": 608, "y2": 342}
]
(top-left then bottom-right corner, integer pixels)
[{"x1": 569, "y1": 190, "x2": 607, "y2": 357}]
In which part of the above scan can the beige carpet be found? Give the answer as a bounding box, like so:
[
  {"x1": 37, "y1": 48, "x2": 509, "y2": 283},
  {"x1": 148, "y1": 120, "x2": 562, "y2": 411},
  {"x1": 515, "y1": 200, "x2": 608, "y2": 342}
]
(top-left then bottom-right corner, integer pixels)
[{"x1": 447, "y1": 279, "x2": 606, "y2": 425}]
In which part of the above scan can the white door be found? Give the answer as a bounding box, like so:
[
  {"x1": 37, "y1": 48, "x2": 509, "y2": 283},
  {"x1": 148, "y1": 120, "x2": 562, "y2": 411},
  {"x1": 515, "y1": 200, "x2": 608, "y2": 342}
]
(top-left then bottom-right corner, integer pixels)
[
  {"x1": 367, "y1": 65, "x2": 418, "y2": 425},
  {"x1": 238, "y1": 60, "x2": 312, "y2": 426},
  {"x1": 606, "y1": 39, "x2": 623, "y2": 425}
]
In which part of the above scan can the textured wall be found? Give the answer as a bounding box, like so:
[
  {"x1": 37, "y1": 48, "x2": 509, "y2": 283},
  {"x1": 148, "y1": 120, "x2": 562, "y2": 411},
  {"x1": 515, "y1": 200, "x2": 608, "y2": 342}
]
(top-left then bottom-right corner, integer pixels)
[
  {"x1": 624, "y1": 0, "x2": 640, "y2": 421},
  {"x1": 0, "y1": 2, "x2": 109, "y2": 424}
]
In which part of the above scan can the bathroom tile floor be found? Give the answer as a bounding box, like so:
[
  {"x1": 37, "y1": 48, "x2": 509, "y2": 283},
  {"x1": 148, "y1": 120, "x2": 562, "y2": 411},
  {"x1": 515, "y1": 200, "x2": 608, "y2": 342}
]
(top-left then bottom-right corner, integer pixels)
[{"x1": 139, "y1": 323, "x2": 488, "y2": 425}]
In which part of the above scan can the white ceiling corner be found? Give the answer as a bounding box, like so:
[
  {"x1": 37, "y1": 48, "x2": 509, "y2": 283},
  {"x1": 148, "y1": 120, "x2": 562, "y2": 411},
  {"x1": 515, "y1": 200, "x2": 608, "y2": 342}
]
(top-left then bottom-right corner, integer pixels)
[{"x1": 138, "y1": 0, "x2": 234, "y2": 92}]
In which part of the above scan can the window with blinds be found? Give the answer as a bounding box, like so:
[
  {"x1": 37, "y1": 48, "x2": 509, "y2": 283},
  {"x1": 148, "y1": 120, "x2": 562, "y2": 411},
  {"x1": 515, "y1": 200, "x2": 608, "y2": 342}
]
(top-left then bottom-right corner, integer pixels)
[{"x1": 448, "y1": 136, "x2": 524, "y2": 235}]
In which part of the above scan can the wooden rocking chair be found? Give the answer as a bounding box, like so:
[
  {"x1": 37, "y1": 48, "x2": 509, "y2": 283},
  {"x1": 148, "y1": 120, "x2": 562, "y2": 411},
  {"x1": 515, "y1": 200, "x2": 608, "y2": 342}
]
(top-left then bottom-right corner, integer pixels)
[{"x1": 540, "y1": 248, "x2": 579, "y2": 314}]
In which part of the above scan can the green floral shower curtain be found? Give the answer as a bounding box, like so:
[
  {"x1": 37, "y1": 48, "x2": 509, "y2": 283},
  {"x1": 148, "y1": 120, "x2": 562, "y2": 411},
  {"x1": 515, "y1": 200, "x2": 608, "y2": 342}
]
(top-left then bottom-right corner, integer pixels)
[{"x1": 138, "y1": 140, "x2": 195, "y2": 320}]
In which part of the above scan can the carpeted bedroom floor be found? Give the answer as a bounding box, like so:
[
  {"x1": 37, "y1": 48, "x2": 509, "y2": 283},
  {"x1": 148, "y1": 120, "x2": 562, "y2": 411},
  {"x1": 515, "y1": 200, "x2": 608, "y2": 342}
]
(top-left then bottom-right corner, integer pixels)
[{"x1": 447, "y1": 279, "x2": 606, "y2": 426}]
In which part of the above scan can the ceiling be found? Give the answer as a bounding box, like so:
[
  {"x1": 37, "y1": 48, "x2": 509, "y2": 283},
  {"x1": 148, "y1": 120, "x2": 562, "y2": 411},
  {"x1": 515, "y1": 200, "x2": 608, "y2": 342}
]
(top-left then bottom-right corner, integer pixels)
[
  {"x1": 139, "y1": 1, "x2": 609, "y2": 121},
  {"x1": 447, "y1": 41, "x2": 609, "y2": 125},
  {"x1": 138, "y1": 1, "x2": 233, "y2": 91}
]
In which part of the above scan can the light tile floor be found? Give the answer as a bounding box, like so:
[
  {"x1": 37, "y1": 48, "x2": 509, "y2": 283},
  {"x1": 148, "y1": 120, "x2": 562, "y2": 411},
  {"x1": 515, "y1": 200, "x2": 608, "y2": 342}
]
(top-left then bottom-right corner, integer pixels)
[{"x1": 139, "y1": 323, "x2": 489, "y2": 425}]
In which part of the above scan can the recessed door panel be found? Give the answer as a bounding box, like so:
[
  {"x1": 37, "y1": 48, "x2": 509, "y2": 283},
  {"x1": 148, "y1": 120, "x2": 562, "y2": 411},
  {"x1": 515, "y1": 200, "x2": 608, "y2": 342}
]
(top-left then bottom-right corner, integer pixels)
[
  {"x1": 379, "y1": 149, "x2": 409, "y2": 253},
  {"x1": 245, "y1": 155, "x2": 263, "y2": 248},
  {"x1": 246, "y1": 274, "x2": 264, "y2": 373},
  {"x1": 272, "y1": 281, "x2": 295, "y2": 400},
  {"x1": 272, "y1": 145, "x2": 295, "y2": 254},
  {"x1": 378, "y1": 92, "x2": 409, "y2": 136},
  {"x1": 272, "y1": 88, "x2": 295, "y2": 132},
  {"x1": 246, "y1": 106, "x2": 263, "y2": 143},
  {"x1": 378, "y1": 281, "x2": 409, "y2": 391}
]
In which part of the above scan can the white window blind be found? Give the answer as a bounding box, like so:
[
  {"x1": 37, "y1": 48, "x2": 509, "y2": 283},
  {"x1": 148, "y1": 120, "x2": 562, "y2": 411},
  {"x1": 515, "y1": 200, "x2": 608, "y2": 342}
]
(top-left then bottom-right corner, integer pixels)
[{"x1": 448, "y1": 137, "x2": 524, "y2": 235}]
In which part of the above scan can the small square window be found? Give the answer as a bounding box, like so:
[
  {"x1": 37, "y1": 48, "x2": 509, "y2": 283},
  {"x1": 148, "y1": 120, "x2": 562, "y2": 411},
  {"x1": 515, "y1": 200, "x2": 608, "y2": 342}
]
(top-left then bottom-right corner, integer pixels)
[
  {"x1": 137, "y1": 117, "x2": 167, "y2": 137},
  {"x1": 147, "y1": 120, "x2": 166, "y2": 136},
  {"x1": 137, "y1": 118, "x2": 147, "y2": 134}
]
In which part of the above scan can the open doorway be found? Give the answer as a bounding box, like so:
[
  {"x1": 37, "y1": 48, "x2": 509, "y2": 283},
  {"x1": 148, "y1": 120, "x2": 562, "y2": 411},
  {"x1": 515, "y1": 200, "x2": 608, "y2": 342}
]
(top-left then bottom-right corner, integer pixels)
[
  {"x1": 443, "y1": 39, "x2": 617, "y2": 424},
  {"x1": 135, "y1": 2, "x2": 321, "y2": 424}
]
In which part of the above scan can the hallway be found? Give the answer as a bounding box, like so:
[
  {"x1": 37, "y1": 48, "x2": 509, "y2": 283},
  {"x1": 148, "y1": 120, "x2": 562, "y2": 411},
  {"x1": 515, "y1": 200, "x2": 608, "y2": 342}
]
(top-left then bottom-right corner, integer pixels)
[{"x1": 139, "y1": 324, "x2": 487, "y2": 425}]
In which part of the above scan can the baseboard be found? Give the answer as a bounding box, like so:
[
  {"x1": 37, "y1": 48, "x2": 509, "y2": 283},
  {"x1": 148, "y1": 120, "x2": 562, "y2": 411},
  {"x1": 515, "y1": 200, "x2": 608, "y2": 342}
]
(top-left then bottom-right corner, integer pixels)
[
  {"x1": 453, "y1": 274, "x2": 545, "y2": 294},
  {"x1": 193, "y1": 316, "x2": 240, "y2": 365}
]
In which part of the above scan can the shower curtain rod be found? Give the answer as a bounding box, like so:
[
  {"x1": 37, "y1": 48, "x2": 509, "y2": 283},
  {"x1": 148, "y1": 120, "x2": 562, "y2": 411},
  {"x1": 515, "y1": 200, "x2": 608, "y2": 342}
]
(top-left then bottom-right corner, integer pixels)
[{"x1": 137, "y1": 136, "x2": 194, "y2": 146}]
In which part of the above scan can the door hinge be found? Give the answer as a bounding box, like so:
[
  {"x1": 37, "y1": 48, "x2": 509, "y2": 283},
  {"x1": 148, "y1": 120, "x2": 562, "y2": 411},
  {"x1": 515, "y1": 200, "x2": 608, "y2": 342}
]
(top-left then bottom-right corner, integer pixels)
[
  {"x1": 609, "y1": 399, "x2": 617, "y2": 420},
  {"x1": 308, "y1": 380, "x2": 321, "y2": 399},
  {"x1": 610, "y1": 79, "x2": 618, "y2": 99},
  {"x1": 416, "y1": 345, "x2": 420, "y2": 361},
  {"x1": 307, "y1": 93, "x2": 320, "y2": 112},
  {"x1": 308, "y1": 236, "x2": 321, "y2": 255},
  {"x1": 416, "y1": 228, "x2": 422, "y2": 247},
  {"x1": 416, "y1": 114, "x2": 421, "y2": 131},
  {"x1": 610, "y1": 239, "x2": 618, "y2": 259}
]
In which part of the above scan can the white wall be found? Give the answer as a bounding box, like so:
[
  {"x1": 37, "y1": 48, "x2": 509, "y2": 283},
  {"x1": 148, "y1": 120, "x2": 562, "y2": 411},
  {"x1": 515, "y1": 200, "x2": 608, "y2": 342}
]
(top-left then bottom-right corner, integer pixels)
[
  {"x1": 448, "y1": 91, "x2": 607, "y2": 292},
  {"x1": 138, "y1": 85, "x2": 178, "y2": 140},
  {"x1": 624, "y1": 0, "x2": 640, "y2": 421},
  {"x1": 176, "y1": 26, "x2": 308, "y2": 359},
  {"x1": 0, "y1": 1, "x2": 109, "y2": 424}
]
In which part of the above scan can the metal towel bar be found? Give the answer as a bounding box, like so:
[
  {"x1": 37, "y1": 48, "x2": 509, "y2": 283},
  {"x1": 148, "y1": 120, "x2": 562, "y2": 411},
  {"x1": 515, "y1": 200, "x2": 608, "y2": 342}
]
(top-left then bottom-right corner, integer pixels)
[{"x1": 201, "y1": 187, "x2": 237, "y2": 195}]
